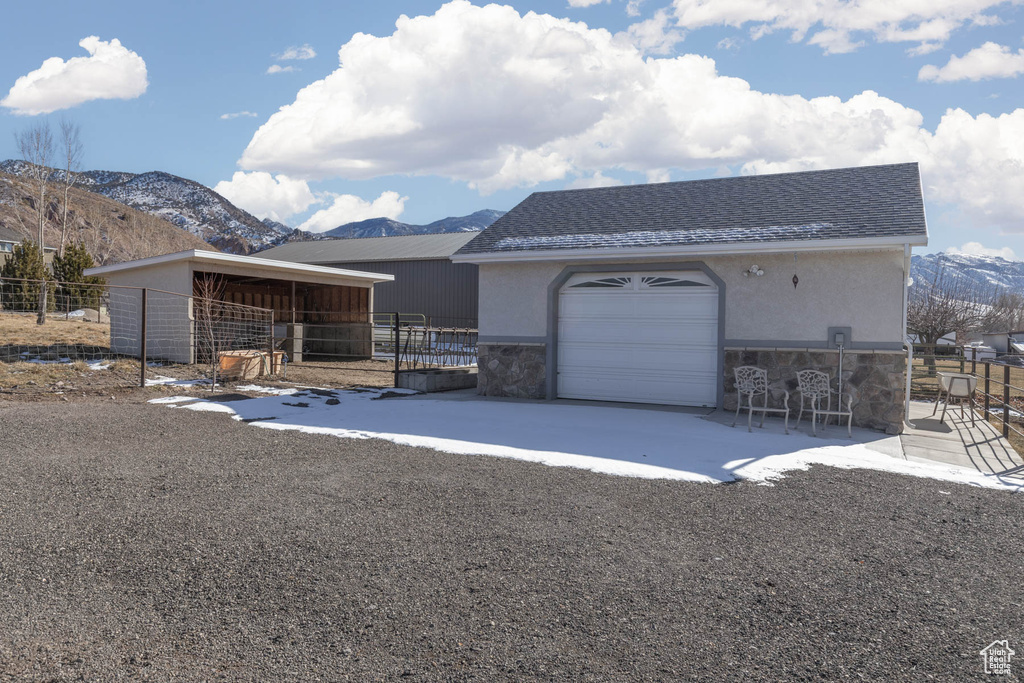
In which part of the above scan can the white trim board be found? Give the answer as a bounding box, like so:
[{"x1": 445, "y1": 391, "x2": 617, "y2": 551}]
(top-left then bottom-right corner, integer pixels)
[
  {"x1": 85, "y1": 249, "x2": 394, "y2": 284},
  {"x1": 451, "y1": 236, "x2": 925, "y2": 264}
]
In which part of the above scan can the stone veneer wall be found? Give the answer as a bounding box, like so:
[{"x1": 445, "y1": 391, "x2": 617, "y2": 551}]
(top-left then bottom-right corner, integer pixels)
[
  {"x1": 724, "y1": 348, "x2": 907, "y2": 434},
  {"x1": 478, "y1": 343, "x2": 547, "y2": 399}
]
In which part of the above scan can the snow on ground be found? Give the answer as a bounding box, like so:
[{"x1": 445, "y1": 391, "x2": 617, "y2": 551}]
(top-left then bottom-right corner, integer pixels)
[
  {"x1": 234, "y1": 384, "x2": 301, "y2": 396},
  {"x1": 149, "y1": 388, "x2": 1023, "y2": 491},
  {"x1": 23, "y1": 357, "x2": 72, "y2": 364},
  {"x1": 19, "y1": 354, "x2": 110, "y2": 370},
  {"x1": 145, "y1": 375, "x2": 212, "y2": 387}
]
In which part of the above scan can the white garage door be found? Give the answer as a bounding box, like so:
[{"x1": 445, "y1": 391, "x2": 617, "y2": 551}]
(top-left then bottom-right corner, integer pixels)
[{"x1": 557, "y1": 271, "x2": 719, "y2": 407}]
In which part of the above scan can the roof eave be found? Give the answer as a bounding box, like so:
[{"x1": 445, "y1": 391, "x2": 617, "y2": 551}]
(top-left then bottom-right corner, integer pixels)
[
  {"x1": 450, "y1": 234, "x2": 929, "y2": 264},
  {"x1": 84, "y1": 249, "x2": 395, "y2": 283}
]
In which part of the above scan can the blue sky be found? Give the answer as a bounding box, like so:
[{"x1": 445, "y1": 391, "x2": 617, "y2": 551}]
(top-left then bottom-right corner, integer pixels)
[{"x1": 1, "y1": 0, "x2": 1022, "y2": 258}]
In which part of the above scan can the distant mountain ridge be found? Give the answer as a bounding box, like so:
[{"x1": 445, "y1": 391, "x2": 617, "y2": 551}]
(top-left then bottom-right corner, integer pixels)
[
  {"x1": 0, "y1": 159, "x2": 301, "y2": 255},
  {"x1": 324, "y1": 209, "x2": 506, "y2": 239},
  {"x1": 911, "y1": 252, "x2": 1024, "y2": 292},
  {"x1": 0, "y1": 168, "x2": 210, "y2": 264}
]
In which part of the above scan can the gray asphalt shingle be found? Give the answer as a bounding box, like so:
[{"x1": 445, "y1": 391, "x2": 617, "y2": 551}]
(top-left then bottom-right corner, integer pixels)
[{"x1": 456, "y1": 163, "x2": 927, "y2": 255}]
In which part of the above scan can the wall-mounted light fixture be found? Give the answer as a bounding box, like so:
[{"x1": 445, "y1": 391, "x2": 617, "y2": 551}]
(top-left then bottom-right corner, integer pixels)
[{"x1": 743, "y1": 264, "x2": 765, "y2": 278}]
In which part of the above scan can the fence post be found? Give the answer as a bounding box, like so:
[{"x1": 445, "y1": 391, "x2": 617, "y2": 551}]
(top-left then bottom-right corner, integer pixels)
[
  {"x1": 1004, "y1": 363, "x2": 1010, "y2": 438},
  {"x1": 985, "y1": 362, "x2": 990, "y2": 417},
  {"x1": 140, "y1": 288, "x2": 148, "y2": 388},
  {"x1": 959, "y1": 352, "x2": 965, "y2": 374},
  {"x1": 268, "y1": 312, "x2": 275, "y2": 376},
  {"x1": 971, "y1": 346, "x2": 977, "y2": 375},
  {"x1": 393, "y1": 312, "x2": 400, "y2": 388}
]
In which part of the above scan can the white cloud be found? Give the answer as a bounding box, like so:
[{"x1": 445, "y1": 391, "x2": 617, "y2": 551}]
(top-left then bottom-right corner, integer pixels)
[
  {"x1": 1, "y1": 36, "x2": 147, "y2": 115},
  {"x1": 240, "y1": 1, "x2": 1024, "y2": 229},
  {"x1": 945, "y1": 242, "x2": 1018, "y2": 260},
  {"x1": 220, "y1": 111, "x2": 258, "y2": 120},
  {"x1": 566, "y1": 171, "x2": 625, "y2": 189},
  {"x1": 277, "y1": 44, "x2": 317, "y2": 60},
  {"x1": 297, "y1": 191, "x2": 407, "y2": 233},
  {"x1": 567, "y1": 0, "x2": 608, "y2": 6},
  {"x1": 670, "y1": 0, "x2": 1014, "y2": 54},
  {"x1": 619, "y1": 8, "x2": 685, "y2": 55},
  {"x1": 919, "y1": 42, "x2": 1024, "y2": 82},
  {"x1": 266, "y1": 64, "x2": 297, "y2": 75},
  {"x1": 213, "y1": 172, "x2": 317, "y2": 223},
  {"x1": 626, "y1": 0, "x2": 645, "y2": 17}
]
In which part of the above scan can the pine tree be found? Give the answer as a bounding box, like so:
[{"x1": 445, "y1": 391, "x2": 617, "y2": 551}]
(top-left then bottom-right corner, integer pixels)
[
  {"x1": 0, "y1": 240, "x2": 53, "y2": 313},
  {"x1": 52, "y1": 241, "x2": 105, "y2": 311}
]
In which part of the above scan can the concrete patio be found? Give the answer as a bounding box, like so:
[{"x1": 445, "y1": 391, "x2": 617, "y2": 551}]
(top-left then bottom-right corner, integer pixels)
[
  {"x1": 704, "y1": 398, "x2": 1024, "y2": 485},
  {"x1": 901, "y1": 400, "x2": 1024, "y2": 480}
]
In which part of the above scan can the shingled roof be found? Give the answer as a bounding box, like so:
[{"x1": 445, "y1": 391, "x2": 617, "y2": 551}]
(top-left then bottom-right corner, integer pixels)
[{"x1": 455, "y1": 163, "x2": 927, "y2": 256}]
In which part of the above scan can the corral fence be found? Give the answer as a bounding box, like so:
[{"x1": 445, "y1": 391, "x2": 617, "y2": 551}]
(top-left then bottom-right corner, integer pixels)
[
  {"x1": 274, "y1": 311, "x2": 478, "y2": 385},
  {"x1": 1, "y1": 276, "x2": 477, "y2": 388},
  {"x1": 912, "y1": 343, "x2": 1024, "y2": 443}
]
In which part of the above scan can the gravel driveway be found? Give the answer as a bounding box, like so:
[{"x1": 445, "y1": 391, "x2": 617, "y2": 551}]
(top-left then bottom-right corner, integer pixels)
[{"x1": 0, "y1": 397, "x2": 1022, "y2": 681}]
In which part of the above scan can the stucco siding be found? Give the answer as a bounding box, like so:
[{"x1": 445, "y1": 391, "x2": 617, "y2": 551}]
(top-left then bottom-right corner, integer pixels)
[
  {"x1": 477, "y1": 249, "x2": 906, "y2": 345},
  {"x1": 102, "y1": 261, "x2": 193, "y2": 296},
  {"x1": 716, "y1": 250, "x2": 904, "y2": 345},
  {"x1": 479, "y1": 262, "x2": 561, "y2": 339}
]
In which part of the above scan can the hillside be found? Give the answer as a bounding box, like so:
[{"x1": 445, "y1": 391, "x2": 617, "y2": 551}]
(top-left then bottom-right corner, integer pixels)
[
  {"x1": 0, "y1": 170, "x2": 210, "y2": 265},
  {"x1": 323, "y1": 209, "x2": 505, "y2": 239},
  {"x1": 0, "y1": 160, "x2": 296, "y2": 255},
  {"x1": 911, "y1": 252, "x2": 1024, "y2": 292}
]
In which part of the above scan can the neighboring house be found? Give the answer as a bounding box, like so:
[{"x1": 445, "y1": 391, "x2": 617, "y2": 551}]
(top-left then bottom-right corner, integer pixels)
[
  {"x1": 981, "y1": 331, "x2": 1024, "y2": 354},
  {"x1": 256, "y1": 232, "x2": 480, "y2": 326},
  {"x1": 0, "y1": 224, "x2": 56, "y2": 266},
  {"x1": 451, "y1": 163, "x2": 929, "y2": 434},
  {"x1": 85, "y1": 249, "x2": 392, "y2": 363}
]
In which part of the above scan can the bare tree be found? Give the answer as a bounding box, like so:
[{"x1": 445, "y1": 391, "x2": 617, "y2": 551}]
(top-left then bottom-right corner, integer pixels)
[
  {"x1": 979, "y1": 291, "x2": 1024, "y2": 337},
  {"x1": 193, "y1": 274, "x2": 227, "y2": 391},
  {"x1": 15, "y1": 122, "x2": 54, "y2": 324},
  {"x1": 908, "y1": 264, "x2": 991, "y2": 369},
  {"x1": 57, "y1": 118, "x2": 83, "y2": 258}
]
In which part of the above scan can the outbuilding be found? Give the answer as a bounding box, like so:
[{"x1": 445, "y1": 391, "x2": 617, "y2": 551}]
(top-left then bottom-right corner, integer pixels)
[
  {"x1": 451, "y1": 163, "x2": 929, "y2": 434},
  {"x1": 257, "y1": 232, "x2": 480, "y2": 327},
  {"x1": 85, "y1": 249, "x2": 392, "y2": 363}
]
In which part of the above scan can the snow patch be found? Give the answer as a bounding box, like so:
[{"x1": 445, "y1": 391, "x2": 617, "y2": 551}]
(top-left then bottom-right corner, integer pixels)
[
  {"x1": 149, "y1": 389, "x2": 1023, "y2": 491},
  {"x1": 145, "y1": 375, "x2": 213, "y2": 387}
]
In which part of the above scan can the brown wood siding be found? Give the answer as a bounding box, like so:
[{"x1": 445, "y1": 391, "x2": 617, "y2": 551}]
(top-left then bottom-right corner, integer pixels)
[{"x1": 193, "y1": 271, "x2": 373, "y2": 324}]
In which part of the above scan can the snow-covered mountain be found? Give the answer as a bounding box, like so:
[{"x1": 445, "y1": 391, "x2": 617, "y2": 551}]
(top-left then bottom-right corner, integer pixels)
[
  {"x1": 0, "y1": 160, "x2": 296, "y2": 255},
  {"x1": 911, "y1": 252, "x2": 1024, "y2": 292},
  {"x1": 324, "y1": 209, "x2": 505, "y2": 239}
]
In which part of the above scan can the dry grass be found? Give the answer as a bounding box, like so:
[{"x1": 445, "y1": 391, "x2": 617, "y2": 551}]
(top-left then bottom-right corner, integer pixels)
[
  {"x1": 0, "y1": 313, "x2": 110, "y2": 346},
  {"x1": 0, "y1": 360, "x2": 109, "y2": 389}
]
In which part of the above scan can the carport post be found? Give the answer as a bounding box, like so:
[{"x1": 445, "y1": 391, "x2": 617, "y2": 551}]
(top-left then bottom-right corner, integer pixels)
[{"x1": 139, "y1": 288, "x2": 147, "y2": 388}]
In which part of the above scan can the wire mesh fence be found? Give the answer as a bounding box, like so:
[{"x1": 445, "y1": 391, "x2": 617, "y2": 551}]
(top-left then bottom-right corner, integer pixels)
[
  {"x1": 1, "y1": 277, "x2": 273, "y2": 385},
  {"x1": 274, "y1": 312, "x2": 478, "y2": 386},
  {"x1": 2, "y1": 276, "x2": 477, "y2": 390}
]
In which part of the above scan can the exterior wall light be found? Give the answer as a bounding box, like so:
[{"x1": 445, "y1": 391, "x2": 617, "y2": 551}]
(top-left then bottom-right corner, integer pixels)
[{"x1": 743, "y1": 265, "x2": 765, "y2": 277}]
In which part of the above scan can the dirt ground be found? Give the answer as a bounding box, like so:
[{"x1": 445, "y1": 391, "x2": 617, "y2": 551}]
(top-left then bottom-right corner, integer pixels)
[
  {"x1": 0, "y1": 357, "x2": 404, "y2": 402},
  {"x1": 1, "y1": 395, "x2": 1022, "y2": 681}
]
